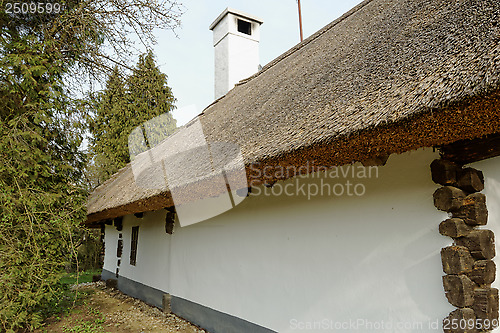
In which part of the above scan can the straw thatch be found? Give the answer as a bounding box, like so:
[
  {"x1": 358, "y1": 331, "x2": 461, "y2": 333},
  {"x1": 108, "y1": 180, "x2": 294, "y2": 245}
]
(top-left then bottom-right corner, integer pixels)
[{"x1": 87, "y1": 0, "x2": 500, "y2": 224}]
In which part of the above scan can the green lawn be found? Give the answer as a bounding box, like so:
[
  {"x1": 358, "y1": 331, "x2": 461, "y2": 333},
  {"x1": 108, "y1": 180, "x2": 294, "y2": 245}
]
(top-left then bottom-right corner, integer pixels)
[{"x1": 60, "y1": 269, "x2": 102, "y2": 285}]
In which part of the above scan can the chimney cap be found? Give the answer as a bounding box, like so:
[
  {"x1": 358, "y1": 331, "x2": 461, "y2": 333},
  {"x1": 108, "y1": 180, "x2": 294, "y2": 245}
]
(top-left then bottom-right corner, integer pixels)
[{"x1": 209, "y1": 7, "x2": 263, "y2": 31}]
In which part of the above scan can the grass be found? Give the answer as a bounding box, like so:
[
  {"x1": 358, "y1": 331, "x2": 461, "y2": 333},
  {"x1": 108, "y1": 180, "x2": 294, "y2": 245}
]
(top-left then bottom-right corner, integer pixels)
[
  {"x1": 42, "y1": 270, "x2": 102, "y2": 322},
  {"x1": 62, "y1": 320, "x2": 105, "y2": 333},
  {"x1": 34, "y1": 287, "x2": 96, "y2": 332},
  {"x1": 60, "y1": 269, "x2": 102, "y2": 285},
  {"x1": 61, "y1": 314, "x2": 107, "y2": 333},
  {"x1": 47, "y1": 284, "x2": 96, "y2": 320},
  {"x1": 34, "y1": 270, "x2": 105, "y2": 333},
  {"x1": 39, "y1": 303, "x2": 109, "y2": 333}
]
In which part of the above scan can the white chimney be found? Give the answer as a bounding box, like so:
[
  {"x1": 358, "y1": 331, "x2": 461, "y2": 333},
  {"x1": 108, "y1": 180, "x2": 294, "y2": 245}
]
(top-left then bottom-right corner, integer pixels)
[{"x1": 209, "y1": 8, "x2": 263, "y2": 100}]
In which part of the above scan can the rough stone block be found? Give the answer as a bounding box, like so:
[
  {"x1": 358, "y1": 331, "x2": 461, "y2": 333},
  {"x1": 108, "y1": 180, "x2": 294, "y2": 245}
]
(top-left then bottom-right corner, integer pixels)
[
  {"x1": 441, "y1": 246, "x2": 474, "y2": 275},
  {"x1": 456, "y1": 230, "x2": 495, "y2": 260},
  {"x1": 443, "y1": 308, "x2": 477, "y2": 333},
  {"x1": 457, "y1": 168, "x2": 485, "y2": 193},
  {"x1": 467, "y1": 260, "x2": 496, "y2": 286},
  {"x1": 439, "y1": 218, "x2": 473, "y2": 238},
  {"x1": 443, "y1": 275, "x2": 476, "y2": 308},
  {"x1": 453, "y1": 193, "x2": 488, "y2": 226},
  {"x1": 434, "y1": 186, "x2": 467, "y2": 212},
  {"x1": 431, "y1": 159, "x2": 461, "y2": 186},
  {"x1": 473, "y1": 288, "x2": 499, "y2": 327}
]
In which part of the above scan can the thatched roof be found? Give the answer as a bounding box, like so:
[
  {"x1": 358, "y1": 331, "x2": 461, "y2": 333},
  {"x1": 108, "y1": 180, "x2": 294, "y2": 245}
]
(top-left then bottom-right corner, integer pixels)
[{"x1": 87, "y1": 0, "x2": 500, "y2": 224}]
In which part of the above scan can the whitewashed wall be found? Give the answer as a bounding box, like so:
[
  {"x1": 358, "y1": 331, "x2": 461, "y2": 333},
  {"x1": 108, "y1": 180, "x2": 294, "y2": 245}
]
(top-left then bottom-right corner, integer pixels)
[
  {"x1": 103, "y1": 210, "x2": 172, "y2": 292},
  {"x1": 120, "y1": 211, "x2": 173, "y2": 292},
  {"x1": 103, "y1": 223, "x2": 119, "y2": 273},
  {"x1": 106, "y1": 148, "x2": 464, "y2": 332}
]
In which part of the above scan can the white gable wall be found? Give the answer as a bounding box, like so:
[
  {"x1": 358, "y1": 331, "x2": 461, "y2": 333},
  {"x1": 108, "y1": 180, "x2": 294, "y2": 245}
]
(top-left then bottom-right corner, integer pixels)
[{"x1": 105, "y1": 148, "x2": 472, "y2": 332}]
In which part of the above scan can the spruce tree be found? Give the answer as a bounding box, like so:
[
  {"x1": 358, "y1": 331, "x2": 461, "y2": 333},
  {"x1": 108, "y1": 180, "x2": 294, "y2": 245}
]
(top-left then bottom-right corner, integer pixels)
[
  {"x1": 88, "y1": 67, "x2": 129, "y2": 186},
  {"x1": 127, "y1": 51, "x2": 177, "y2": 147},
  {"x1": 89, "y1": 51, "x2": 177, "y2": 186}
]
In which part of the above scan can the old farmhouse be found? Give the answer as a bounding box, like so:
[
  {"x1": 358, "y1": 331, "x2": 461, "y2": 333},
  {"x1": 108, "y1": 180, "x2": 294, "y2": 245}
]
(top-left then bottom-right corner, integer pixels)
[{"x1": 87, "y1": 0, "x2": 500, "y2": 332}]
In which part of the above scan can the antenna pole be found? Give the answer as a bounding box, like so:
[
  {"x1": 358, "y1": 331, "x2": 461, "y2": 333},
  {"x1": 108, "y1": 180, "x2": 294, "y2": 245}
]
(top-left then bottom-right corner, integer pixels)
[{"x1": 297, "y1": 0, "x2": 304, "y2": 42}]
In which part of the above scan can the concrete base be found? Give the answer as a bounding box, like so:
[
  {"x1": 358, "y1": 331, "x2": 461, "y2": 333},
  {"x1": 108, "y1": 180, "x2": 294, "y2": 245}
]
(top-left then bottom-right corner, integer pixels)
[
  {"x1": 102, "y1": 269, "x2": 164, "y2": 308},
  {"x1": 171, "y1": 295, "x2": 276, "y2": 333},
  {"x1": 101, "y1": 269, "x2": 275, "y2": 333}
]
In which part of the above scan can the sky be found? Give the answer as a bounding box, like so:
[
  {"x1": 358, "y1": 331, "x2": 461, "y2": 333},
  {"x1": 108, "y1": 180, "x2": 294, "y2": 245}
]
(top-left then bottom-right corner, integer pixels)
[{"x1": 150, "y1": 0, "x2": 364, "y2": 126}]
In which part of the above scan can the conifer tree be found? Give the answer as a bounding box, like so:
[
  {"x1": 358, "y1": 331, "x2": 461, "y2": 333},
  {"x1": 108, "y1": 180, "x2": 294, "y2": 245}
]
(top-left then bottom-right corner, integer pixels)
[
  {"x1": 88, "y1": 67, "x2": 129, "y2": 186},
  {"x1": 127, "y1": 51, "x2": 177, "y2": 146},
  {"x1": 0, "y1": 0, "x2": 182, "y2": 330},
  {"x1": 89, "y1": 52, "x2": 177, "y2": 187}
]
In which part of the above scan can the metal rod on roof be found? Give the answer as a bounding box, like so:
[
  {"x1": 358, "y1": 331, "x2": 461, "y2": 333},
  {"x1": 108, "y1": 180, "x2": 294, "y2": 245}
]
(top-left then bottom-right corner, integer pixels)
[{"x1": 297, "y1": 0, "x2": 304, "y2": 42}]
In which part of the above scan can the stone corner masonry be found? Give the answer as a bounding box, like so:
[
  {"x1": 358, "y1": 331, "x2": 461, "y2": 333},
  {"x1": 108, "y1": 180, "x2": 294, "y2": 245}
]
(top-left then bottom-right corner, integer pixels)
[{"x1": 431, "y1": 158, "x2": 499, "y2": 333}]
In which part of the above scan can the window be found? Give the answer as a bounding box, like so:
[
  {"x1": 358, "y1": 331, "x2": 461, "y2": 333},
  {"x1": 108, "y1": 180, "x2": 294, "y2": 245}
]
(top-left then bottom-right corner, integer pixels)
[
  {"x1": 130, "y1": 226, "x2": 139, "y2": 266},
  {"x1": 237, "y1": 19, "x2": 251, "y2": 35}
]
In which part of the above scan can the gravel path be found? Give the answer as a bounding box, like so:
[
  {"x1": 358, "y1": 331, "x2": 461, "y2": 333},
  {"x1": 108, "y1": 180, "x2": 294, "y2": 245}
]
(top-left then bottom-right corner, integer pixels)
[{"x1": 37, "y1": 282, "x2": 207, "y2": 333}]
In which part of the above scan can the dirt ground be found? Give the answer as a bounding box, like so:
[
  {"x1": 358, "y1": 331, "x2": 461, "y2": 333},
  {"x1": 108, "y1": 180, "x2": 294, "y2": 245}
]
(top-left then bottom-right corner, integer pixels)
[{"x1": 35, "y1": 282, "x2": 206, "y2": 333}]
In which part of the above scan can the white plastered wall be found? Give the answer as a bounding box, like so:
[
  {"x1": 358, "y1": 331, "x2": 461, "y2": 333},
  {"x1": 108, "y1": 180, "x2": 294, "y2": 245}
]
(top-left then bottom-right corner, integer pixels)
[
  {"x1": 103, "y1": 210, "x2": 172, "y2": 293},
  {"x1": 120, "y1": 211, "x2": 172, "y2": 292},
  {"x1": 167, "y1": 148, "x2": 453, "y2": 332},
  {"x1": 105, "y1": 148, "x2": 470, "y2": 332},
  {"x1": 103, "y1": 224, "x2": 119, "y2": 274}
]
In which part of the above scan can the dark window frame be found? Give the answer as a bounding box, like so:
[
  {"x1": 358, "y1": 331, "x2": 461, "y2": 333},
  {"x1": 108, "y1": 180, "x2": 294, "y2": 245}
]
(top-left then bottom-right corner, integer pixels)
[{"x1": 130, "y1": 226, "x2": 139, "y2": 266}]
